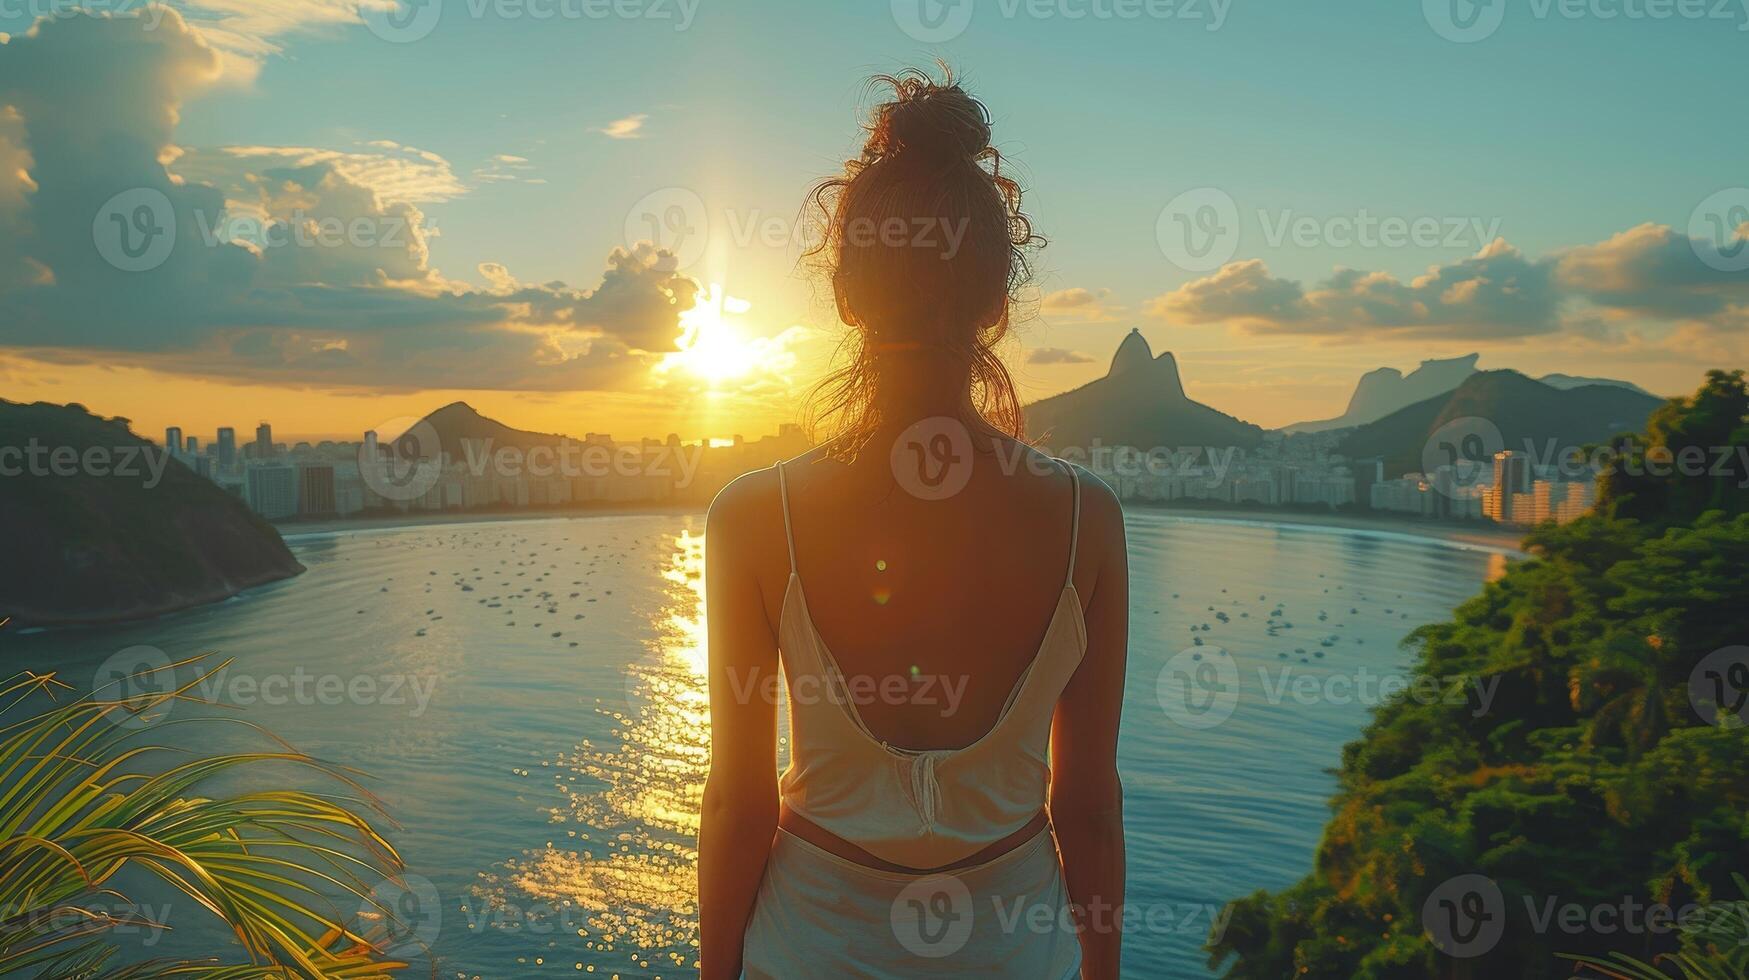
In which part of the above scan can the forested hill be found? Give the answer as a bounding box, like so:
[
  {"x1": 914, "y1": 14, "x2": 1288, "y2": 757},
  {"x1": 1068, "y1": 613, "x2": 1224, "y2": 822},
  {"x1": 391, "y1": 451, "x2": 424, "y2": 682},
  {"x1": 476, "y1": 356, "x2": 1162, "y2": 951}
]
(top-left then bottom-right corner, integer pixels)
[
  {"x1": 1210, "y1": 370, "x2": 1749, "y2": 978},
  {"x1": 0, "y1": 400, "x2": 304, "y2": 627}
]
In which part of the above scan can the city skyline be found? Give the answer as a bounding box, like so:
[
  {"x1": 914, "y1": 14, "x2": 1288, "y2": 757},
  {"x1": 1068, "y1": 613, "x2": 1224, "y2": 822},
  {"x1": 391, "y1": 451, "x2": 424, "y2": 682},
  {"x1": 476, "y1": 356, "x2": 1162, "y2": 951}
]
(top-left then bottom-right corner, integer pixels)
[{"x1": 2, "y1": 4, "x2": 1745, "y2": 443}]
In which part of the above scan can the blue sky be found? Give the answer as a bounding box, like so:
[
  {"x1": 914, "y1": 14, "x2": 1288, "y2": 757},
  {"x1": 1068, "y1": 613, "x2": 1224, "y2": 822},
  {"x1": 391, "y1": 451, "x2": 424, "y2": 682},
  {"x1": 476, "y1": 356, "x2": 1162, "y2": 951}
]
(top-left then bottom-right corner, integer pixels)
[{"x1": 0, "y1": 0, "x2": 1744, "y2": 439}]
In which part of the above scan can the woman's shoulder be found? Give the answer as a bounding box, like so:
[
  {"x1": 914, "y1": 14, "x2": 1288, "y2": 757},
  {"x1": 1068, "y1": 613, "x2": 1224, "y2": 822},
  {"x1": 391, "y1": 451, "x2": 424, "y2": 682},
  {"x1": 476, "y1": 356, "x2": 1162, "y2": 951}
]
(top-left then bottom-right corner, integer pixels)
[
  {"x1": 1054, "y1": 457, "x2": 1125, "y2": 562},
  {"x1": 707, "y1": 464, "x2": 779, "y2": 530},
  {"x1": 1062, "y1": 459, "x2": 1120, "y2": 512},
  {"x1": 705, "y1": 451, "x2": 831, "y2": 548},
  {"x1": 994, "y1": 442, "x2": 1120, "y2": 517}
]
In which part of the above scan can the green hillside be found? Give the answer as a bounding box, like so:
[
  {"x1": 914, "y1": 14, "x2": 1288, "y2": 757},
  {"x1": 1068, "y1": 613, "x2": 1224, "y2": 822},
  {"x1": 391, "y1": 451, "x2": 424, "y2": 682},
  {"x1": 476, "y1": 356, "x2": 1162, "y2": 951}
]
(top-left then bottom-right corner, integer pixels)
[
  {"x1": 1339, "y1": 370, "x2": 1665, "y2": 478},
  {"x1": 1210, "y1": 371, "x2": 1749, "y2": 978}
]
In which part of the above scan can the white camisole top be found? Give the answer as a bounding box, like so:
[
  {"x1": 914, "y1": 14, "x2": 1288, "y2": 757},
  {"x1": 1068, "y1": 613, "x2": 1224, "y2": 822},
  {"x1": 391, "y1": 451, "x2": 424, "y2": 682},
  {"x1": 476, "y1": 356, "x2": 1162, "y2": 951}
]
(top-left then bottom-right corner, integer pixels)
[{"x1": 772, "y1": 459, "x2": 1089, "y2": 870}]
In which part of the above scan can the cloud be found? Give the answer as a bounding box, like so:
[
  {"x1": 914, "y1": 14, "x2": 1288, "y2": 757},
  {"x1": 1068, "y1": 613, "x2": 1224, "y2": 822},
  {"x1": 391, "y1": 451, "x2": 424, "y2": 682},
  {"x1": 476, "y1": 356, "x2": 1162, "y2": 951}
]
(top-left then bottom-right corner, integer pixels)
[
  {"x1": 1151, "y1": 240, "x2": 1561, "y2": 339},
  {"x1": 473, "y1": 153, "x2": 542, "y2": 185},
  {"x1": 171, "y1": 143, "x2": 468, "y2": 223},
  {"x1": 597, "y1": 114, "x2": 648, "y2": 140},
  {"x1": 0, "y1": 9, "x2": 698, "y2": 392},
  {"x1": 1039, "y1": 286, "x2": 1119, "y2": 322},
  {"x1": 1027, "y1": 347, "x2": 1095, "y2": 365},
  {"x1": 1150, "y1": 225, "x2": 1749, "y2": 342},
  {"x1": 82, "y1": 2, "x2": 390, "y2": 68},
  {"x1": 1555, "y1": 222, "x2": 1749, "y2": 321}
]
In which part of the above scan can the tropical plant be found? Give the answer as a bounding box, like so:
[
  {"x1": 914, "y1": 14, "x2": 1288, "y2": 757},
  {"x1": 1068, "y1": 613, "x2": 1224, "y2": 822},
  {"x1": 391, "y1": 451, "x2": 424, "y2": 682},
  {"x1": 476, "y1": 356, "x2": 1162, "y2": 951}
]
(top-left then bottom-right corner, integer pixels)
[
  {"x1": 1559, "y1": 874, "x2": 1749, "y2": 979},
  {"x1": 0, "y1": 656, "x2": 417, "y2": 978}
]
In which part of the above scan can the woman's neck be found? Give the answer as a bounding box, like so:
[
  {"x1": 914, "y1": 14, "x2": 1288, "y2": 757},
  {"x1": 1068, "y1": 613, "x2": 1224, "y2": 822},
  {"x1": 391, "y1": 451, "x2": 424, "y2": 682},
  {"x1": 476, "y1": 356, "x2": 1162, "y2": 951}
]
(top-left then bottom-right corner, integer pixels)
[{"x1": 869, "y1": 348, "x2": 972, "y2": 421}]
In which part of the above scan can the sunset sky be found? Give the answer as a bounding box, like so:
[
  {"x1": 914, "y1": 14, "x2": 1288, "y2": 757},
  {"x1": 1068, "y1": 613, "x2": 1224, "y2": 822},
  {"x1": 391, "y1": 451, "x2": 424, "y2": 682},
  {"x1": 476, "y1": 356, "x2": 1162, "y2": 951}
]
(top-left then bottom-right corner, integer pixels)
[{"x1": 1, "y1": 0, "x2": 1745, "y2": 443}]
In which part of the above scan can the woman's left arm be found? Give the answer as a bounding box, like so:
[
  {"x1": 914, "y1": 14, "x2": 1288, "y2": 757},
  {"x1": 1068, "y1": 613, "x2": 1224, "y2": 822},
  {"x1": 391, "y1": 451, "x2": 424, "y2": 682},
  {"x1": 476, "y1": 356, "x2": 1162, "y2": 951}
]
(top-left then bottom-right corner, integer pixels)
[{"x1": 698, "y1": 475, "x2": 782, "y2": 980}]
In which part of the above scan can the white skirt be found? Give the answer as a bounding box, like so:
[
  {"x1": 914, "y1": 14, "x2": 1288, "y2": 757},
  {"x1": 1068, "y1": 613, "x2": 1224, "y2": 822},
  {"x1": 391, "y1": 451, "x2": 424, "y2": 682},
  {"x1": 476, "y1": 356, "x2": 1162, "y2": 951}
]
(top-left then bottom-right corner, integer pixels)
[{"x1": 742, "y1": 827, "x2": 1083, "y2": 979}]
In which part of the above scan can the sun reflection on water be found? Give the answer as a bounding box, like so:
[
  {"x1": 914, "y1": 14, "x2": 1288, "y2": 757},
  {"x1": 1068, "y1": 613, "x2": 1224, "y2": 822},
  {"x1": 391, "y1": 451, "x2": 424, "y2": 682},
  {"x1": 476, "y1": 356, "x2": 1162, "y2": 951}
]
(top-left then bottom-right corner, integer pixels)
[{"x1": 473, "y1": 530, "x2": 710, "y2": 977}]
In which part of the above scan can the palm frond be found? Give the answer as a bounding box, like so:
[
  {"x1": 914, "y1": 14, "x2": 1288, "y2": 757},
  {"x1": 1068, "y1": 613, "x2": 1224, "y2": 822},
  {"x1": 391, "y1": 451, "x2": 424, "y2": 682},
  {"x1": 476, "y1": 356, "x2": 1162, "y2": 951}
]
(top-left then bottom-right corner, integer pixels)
[{"x1": 0, "y1": 658, "x2": 420, "y2": 979}]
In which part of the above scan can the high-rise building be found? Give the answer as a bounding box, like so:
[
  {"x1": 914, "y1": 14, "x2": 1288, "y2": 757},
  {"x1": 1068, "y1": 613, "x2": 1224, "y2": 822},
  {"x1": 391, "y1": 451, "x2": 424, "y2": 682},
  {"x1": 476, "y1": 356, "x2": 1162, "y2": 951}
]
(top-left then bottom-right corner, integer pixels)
[
  {"x1": 217, "y1": 427, "x2": 237, "y2": 467},
  {"x1": 1491, "y1": 450, "x2": 1530, "y2": 523},
  {"x1": 185, "y1": 435, "x2": 199, "y2": 456},
  {"x1": 255, "y1": 422, "x2": 274, "y2": 459},
  {"x1": 1352, "y1": 457, "x2": 1384, "y2": 511},
  {"x1": 246, "y1": 464, "x2": 299, "y2": 520},
  {"x1": 165, "y1": 426, "x2": 182, "y2": 455},
  {"x1": 297, "y1": 464, "x2": 337, "y2": 518}
]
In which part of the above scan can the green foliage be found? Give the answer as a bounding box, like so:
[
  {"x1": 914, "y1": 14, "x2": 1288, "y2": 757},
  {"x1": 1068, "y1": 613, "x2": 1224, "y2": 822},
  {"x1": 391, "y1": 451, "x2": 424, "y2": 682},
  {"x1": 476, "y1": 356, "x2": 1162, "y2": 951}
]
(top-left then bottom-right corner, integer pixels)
[
  {"x1": 0, "y1": 659, "x2": 416, "y2": 978},
  {"x1": 1207, "y1": 372, "x2": 1749, "y2": 978},
  {"x1": 1559, "y1": 874, "x2": 1749, "y2": 979}
]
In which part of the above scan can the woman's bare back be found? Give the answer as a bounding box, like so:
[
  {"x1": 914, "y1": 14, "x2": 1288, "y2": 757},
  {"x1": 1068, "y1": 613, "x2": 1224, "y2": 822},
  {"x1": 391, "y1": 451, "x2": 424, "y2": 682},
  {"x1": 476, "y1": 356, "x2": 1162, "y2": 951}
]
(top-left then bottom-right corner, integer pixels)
[{"x1": 754, "y1": 441, "x2": 1090, "y2": 751}]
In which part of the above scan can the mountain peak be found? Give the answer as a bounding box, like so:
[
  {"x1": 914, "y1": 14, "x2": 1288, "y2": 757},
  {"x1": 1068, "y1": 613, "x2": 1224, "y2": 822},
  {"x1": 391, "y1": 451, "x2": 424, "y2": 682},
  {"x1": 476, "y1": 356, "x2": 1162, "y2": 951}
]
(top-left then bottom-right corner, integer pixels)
[
  {"x1": 1024, "y1": 333, "x2": 1254, "y2": 450},
  {"x1": 1108, "y1": 328, "x2": 1154, "y2": 378},
  {"x1": 1288, "y1": 354, "x2": 1482, "y2": 433},
  {"x1": 426, "y1": 401, "x2": 483, "y2": 419},
  {"x1": 1406, "y1": 352, "x2": 1481, "y2": 380}
]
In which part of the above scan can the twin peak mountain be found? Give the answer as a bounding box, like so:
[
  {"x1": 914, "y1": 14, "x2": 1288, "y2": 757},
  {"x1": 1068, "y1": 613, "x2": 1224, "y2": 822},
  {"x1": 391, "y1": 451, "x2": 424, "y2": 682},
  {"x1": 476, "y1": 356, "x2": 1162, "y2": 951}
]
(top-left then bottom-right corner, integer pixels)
[{"x1": 1026, "y1": 329, "x2": 1263, "y2": 452}]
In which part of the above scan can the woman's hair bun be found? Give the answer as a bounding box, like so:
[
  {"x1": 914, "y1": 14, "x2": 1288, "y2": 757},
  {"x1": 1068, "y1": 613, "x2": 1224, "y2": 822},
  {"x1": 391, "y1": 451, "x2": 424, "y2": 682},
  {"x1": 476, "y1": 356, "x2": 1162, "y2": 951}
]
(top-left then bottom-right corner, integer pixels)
[
  {"x1": 863, "y1": 70, "x2": 992, "y2": 165},
  {"x1": 803, "y1": 64, "x2": 1044, "y2": 455}
]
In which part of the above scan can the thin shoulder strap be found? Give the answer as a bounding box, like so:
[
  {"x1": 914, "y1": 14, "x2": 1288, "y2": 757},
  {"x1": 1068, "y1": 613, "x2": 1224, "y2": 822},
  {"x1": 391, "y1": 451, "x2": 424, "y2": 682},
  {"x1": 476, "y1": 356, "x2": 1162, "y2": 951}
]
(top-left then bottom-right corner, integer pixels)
[
  {"x1": 775, "y1": 461, "x2": 797, "y2": 574},
  {"x1": 1061, "y1": 459, "x2": 1081, "y2": 590}
]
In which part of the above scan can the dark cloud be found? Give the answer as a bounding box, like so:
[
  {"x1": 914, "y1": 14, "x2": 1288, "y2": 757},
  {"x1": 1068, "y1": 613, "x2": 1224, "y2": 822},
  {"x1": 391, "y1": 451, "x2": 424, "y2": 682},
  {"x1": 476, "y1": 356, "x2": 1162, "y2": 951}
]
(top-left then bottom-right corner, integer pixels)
[{"x1": 0, "y1": 10, "x2": 696, "y2": 391}]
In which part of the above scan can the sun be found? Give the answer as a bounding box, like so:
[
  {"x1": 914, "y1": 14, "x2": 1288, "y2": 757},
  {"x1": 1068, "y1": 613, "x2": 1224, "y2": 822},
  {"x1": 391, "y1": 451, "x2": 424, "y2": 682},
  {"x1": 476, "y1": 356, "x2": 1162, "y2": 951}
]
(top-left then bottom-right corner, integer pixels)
[{"x1": 660, "y1": 284, "x2": 762, "y2": 386}]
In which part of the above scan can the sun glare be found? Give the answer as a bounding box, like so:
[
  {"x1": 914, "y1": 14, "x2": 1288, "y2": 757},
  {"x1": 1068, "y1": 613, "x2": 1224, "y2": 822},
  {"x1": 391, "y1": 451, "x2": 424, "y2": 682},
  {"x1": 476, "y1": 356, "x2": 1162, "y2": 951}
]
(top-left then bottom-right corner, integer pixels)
[{"x1": 662, "y1": 284, "x2": 762, "y2": 386}]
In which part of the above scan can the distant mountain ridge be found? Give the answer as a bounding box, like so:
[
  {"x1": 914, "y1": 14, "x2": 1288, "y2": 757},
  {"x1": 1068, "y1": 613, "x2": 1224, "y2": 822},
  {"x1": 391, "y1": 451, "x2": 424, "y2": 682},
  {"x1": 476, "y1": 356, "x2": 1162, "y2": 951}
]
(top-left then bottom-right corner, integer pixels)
[
  {"x1": 1285, "y1": 354, "x2": 1481, "y2": 432},
  {"x1": 1337, "y1": 370, "x2": 1666, "y2": 478},
  {"x1": 1287, "y1": 355, "x2": 1655, "y2": 433},
  {"x1": 0, "y1": 400, "x2": 304, "y2": 627},
  {"x1": 1537, "y1": 373, "x2": 1655, "y2": 397},
  {"x1": 1025, "y1": 328, "x2": 1264, "y2": 452}
]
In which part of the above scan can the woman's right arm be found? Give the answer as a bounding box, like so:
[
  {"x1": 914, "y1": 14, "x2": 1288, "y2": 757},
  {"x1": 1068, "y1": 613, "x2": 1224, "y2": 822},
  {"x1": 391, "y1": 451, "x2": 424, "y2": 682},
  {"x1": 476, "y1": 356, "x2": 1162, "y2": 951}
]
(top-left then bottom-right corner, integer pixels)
[
  {"x1": 698, "y1": 475, "x2": 782, "y2": 980},
  {"x1": 1049, "y1": 474, "x2": 1129, "y2": 979}
]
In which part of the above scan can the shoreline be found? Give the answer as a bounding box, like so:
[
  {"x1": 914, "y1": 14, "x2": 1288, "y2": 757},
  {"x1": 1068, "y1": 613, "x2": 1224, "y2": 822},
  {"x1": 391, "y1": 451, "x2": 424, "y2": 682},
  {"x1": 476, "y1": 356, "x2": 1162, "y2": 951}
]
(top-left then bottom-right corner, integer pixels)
[
  {"x1": 7, "y1": 562, "x2": 305, "y2": 632},
  {"x1": 1127, "y1": 503, "x2": 1529, "y2": 555},
  {"x1": 275, "y1": 501, "x2": 1530, "y2": 555}
]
